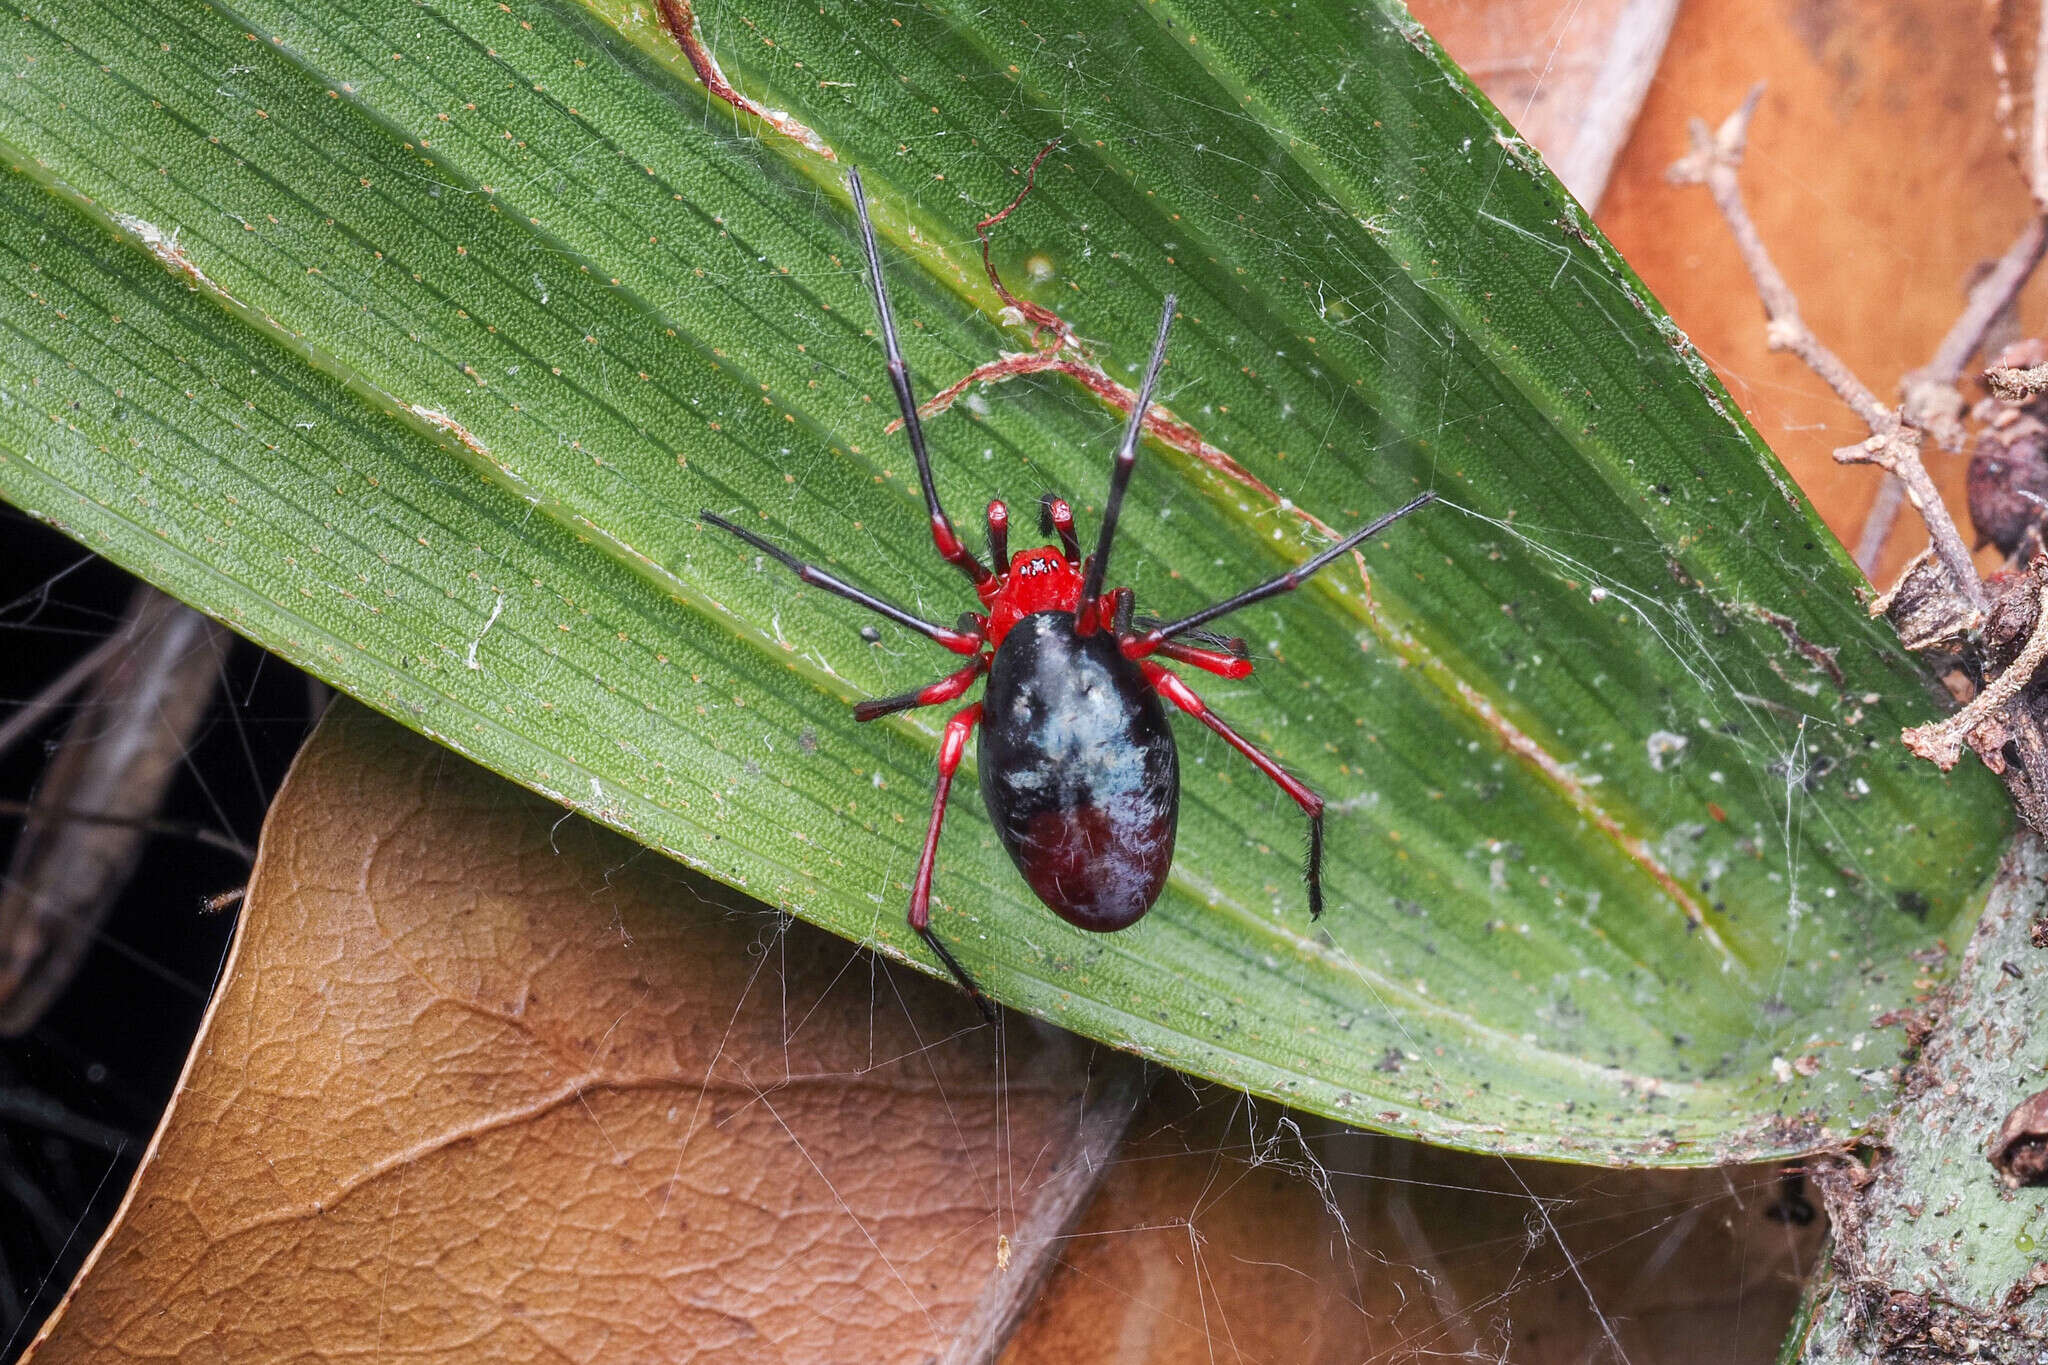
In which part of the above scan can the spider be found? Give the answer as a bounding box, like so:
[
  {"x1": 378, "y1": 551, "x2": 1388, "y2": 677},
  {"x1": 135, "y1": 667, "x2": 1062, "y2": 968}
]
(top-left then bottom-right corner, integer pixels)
[{"x1": 702, "y1": 168, "x2": 1434, "y2": 1017}]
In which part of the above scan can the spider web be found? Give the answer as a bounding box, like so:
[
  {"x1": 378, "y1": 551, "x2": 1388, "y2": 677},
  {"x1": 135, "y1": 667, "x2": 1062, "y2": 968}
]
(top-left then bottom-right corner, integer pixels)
[
  {"x1": 0, "y1": 495, "x2": 1826, "y2": 1364},
  {"x1": 649, "y1": 2, "x2": 1919, "y2": 1359},
  {"x1": 0, "y1": 0, "x2": 1993, "y2": 1358}
]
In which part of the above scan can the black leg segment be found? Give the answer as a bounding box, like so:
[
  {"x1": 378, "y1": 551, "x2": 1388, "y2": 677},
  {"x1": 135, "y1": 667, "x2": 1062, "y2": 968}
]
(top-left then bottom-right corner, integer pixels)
[
  {"x1": 699, "y1": 510, "x2": 981, "y2": 654},
  {"x1": 1039, "y1": 492, "x2": 1081, "y2": 561},
  {"x1": 1144, "y1": 491, "x2": 1437, "y2": 643},
  {"x1": 1078, "y1": 293, "x2": 1178, "y2": 622},
  {"x1": 1306, "y1": 809, "x2": 1325, "y2": 920},
  {"x1": 846, "y1": 168, "x2": 991, "y2": 588},
  {"x1": 918, "y1": 926, "x2": 995, "y2": 1022}
]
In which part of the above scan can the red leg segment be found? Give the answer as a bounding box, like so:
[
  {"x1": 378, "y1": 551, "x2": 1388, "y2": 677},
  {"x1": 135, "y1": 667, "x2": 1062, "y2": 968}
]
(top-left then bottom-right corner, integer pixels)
[
  {"x1": 1040, "y1": 493, "x2": 1081, "y2": 562},
  {"x1": 986, "y1": 499, "x2": 1010, "y2": 567},
  {"x1": 1144, "y1": 663, "x2": 1327, "y2": 918},
  {"x1": 910, "y1": 702, "x2": 983, "y2": 929},
  {"x1": 853, "y1": 654, "x2": 989, "y2": 722},
  {"x1": 1141, "y1": 637, "x2": 1254, "y2": 680},
  {"x1": 909, "y1": 702, "x2": 992, "y2": 1017}
]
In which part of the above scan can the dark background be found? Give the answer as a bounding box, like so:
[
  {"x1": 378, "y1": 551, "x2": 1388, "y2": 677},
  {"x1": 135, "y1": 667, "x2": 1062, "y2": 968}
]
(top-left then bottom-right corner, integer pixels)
[{"x1": 0, "y1": 507, "x2": 317, "y2": 1356}]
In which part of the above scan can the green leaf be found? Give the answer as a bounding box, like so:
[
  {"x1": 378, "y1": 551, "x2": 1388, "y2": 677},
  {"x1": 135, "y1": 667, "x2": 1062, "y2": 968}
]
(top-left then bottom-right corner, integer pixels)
[{"x1": 0, "y1": 0, "x2": 2008, "y2": 1163}]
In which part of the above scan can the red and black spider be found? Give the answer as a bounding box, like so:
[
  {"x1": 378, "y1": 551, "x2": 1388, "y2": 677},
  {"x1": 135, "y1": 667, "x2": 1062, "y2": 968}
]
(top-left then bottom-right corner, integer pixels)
[{"x1": 703, "y1": 168, "x2": 1434, "y2": 1018}]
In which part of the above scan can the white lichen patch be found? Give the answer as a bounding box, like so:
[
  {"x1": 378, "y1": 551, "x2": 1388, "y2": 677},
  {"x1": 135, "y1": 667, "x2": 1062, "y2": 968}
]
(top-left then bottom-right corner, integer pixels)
[{"x1": 1645, "y1": 730, "x2": 1688, "y2": 771}]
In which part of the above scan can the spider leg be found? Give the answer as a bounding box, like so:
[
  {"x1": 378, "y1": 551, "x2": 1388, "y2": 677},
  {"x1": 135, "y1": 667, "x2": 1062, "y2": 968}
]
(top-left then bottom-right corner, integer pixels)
[
  {"x1": 1108, "y1": 586, "x2": 1134, "y2": 636},
  {"x1": 1143, "y1": 637, "x2": 1253, "y2": 680},
  {"x1": 1110, "y1": 602, "x2": 1247, "y2": 678},
  {"x1": 1077, "y1": 294, "x2": 1178, "y2": 629},
  {"x1": 909, "y1": 701, "x2": 994, "y2": 1019},
  {"x1": 1130, "y1": 491, "x2": 1437, "y2": 649},
  {"x1": 853, "y1": 653, "x2": 989, "y2": 722},
  {"x1": 1133, "y1": 614, "x2": 1248, "y2": 660},
  {"x1": 1039, "y1": 493, "x2": 1081, "y2": 561},
  {"x1": 985, "y1": 499, "x2": 1010, "y2": 567},
  {"x1": 846, "y1": 168, "x2": 992, "y2": 589},
  {"x1": 699, "y1": 511, "x2": 981, "y2": 655},
  {"x1": 1143, "y1": 663, "x2": 1326, "y2": 919}
]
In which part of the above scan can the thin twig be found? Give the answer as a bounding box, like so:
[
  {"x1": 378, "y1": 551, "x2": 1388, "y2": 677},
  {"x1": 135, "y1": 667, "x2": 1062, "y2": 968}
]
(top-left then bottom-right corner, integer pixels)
[
  {"x1": 1904, "y1": 578, "x2": 2048, "y2": 768},
  {"x1": 1994, "y1": 0, "x2": 2024, "y2": 169},
  {"x1": 1553, "y1": 0, "x2": 1681, "y2": 209},
  {"x1": 1833, "y1": 430, "x2": 1990, "y2": 621},
  {"x1": 1669, "y1": 88, "x2": 1890, "y2": 426},
  {"x1": 651, "y1": 0, "x2": 836, "y2": 161},
  {"x1": 937, "y1": 1055, "x2": 1151, "y2": 1362},
  {"x1": 0, "y1": 586, "x2": 232, "y2": 1034},
  {"x1": 2033, "y1": 0, "x2": 2048, "y2": 209},
  {"x1": 1857, "y1": 6, "x2": 2048, "y2": 568},
  {"x1": 1860, "y1": 215, "x2": 2048, "y2": 568},
  {"x1": 1990, "y1": 0, "x2": 2048, "y2": 209},
  {"x1": 1852, "y1": 480, "x2": 1908, "y2": 573},
  {"x1": 0, "y1": 1087, "x2": 132, "y2": 1151},
  {"x1": 1669, "y1": 86, "x2": 1990, "y2": 617},
  {"x1": 0, "y1": 800, "x2": 253, "y2": 861},
  {"x1": 1916, "y1": 216, "x2": 2048, "y2": 390},
  {"x1": 1990, "y1": 359, "x2": 2048, "y2": 401},
  {"x1": 0, "y1": 629, "x2": 130, "y2": 761},
  {"x1": 975, "y1": 141, "x2": 1069, "y2": 344}
]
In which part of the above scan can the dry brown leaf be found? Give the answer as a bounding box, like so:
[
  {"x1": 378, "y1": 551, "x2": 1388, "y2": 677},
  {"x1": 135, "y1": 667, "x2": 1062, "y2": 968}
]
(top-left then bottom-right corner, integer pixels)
[
  {"x1": 999, "y1": 1084, "x2": 1823, "y2": 1364},
  {"x1": 1428, "y1": 0, "x2": 2040, "y2": 585},
  {"x1": 0, "y1": 583, "x2": 231, "y2": 1032},
  {"x1": 21, "y1": 8, "x2": 2015, "y2": 1360},
  {"x1": 1411, "y1": 0, "x2": 1681, "y2": 209},
  {"x1": 995, "y1": 4, "x2": 1986, "y2": 1357},
  {"x1": 1601, "y1": 0, "x2": 2041, "y2": 585},
  {"x1": 22, "y1": 700, "x2": 1122, "y2": 1363}
]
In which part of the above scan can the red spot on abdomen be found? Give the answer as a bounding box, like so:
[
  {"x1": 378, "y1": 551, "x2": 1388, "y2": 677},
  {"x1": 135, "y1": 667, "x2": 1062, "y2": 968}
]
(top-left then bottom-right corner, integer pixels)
[{"x1": 1017, "y1": 804, "x2": 1174, "y2": 932}]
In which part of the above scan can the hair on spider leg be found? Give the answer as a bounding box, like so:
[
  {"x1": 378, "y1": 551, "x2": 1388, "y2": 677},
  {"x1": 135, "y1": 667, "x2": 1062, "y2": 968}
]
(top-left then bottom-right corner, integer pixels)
[
  {"x1": 916, "y1": 925, "x2": 995, "y2": 1024},
  {"x1": 1303, "y1": 811, "x2": 1326, "y2": 921},
  {"x1": 985, "y1": 497, "x2": 1010, "y2": 565},
  {"x1": 1133, "y1": 613, "x2": 1249, "y2": 660},
  {"x1": 1037, "y1": 490, "x2": 1081, "y2": 560}
]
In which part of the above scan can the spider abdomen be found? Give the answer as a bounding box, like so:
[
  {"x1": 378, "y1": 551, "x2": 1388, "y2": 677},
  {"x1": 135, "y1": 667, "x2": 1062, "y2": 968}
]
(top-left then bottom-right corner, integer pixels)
[{"x1": 978, "y1": 611, "x2": 1180, "y2": 932}]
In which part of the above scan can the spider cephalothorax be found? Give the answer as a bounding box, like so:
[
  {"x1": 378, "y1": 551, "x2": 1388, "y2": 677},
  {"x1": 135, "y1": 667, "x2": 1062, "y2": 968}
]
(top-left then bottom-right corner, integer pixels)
[{"x1": 702, "y1": 167, "x2": 1433, "y2": 1016}]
